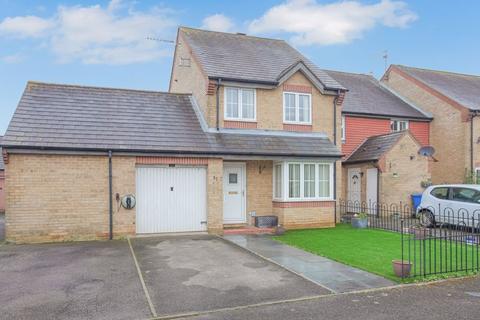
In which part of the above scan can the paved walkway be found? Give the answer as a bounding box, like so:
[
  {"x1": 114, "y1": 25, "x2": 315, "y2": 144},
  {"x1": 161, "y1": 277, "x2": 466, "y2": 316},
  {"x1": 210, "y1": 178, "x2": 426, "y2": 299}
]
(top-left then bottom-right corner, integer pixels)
[{"x1": 224, "y1": 234, "x2": 395, "y2": 293}]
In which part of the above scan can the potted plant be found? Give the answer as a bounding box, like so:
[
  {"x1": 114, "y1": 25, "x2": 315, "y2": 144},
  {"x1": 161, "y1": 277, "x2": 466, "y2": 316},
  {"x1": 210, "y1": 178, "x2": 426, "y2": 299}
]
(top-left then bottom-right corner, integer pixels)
[
  {"x1": 410, "y1": 224, "x2": 429, "y2": 240},
  {"x1": 351, "y1": 212, "x2": 368, "y2": 229},
  {"x1": 392, "y1": 260, "x2": 412, "y2": 278},
  {"x1": 274, "y1": 224, "x2": 286, "y2": 235}
]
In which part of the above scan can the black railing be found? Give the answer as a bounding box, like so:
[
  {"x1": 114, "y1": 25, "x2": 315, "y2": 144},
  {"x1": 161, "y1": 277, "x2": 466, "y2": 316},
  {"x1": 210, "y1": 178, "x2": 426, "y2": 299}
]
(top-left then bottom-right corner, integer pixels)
[
  {"x1": 339, "y1": 199, "x2": 480, "y2": 278},
  {"x1": 338, "y1": 199, "x2": 419, "y2": 232},
  {"x1": 400, "y1": 209, "x2": 480, "y2": 278}
]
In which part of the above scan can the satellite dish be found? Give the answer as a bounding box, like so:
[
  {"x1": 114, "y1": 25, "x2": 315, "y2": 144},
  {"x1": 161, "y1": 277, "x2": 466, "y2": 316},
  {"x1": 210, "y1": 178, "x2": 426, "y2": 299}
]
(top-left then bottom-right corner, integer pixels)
[{"x1": 418, "y1": 145, "x2": 436, "y2": 157}]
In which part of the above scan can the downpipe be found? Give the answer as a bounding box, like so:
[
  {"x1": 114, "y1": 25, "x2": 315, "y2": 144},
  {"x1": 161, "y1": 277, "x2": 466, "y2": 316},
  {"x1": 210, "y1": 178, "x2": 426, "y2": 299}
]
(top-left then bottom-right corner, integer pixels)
[{"x1": 108, "y1": 150, "x2": 113, "y2": 240}]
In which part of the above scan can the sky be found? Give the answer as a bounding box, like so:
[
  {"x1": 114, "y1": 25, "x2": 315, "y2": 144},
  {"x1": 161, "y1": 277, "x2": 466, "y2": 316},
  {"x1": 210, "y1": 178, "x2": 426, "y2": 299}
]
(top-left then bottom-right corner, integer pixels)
[{"x1": 1, "y1": 0, "x2": 479, "y2": 135}]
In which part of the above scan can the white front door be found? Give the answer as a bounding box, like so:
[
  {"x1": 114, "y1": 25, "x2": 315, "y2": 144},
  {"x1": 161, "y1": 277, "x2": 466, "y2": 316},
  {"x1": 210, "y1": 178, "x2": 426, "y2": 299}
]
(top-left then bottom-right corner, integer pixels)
[
  {"x1": 348, "y1": 168, "x2": 362, "y2": 211},
  {"x1": 223, "y1": 163, "x2": 246, "y2": 224},
  {"x1": 366, "y1": 168, "x2": 378, "y2": 214}
]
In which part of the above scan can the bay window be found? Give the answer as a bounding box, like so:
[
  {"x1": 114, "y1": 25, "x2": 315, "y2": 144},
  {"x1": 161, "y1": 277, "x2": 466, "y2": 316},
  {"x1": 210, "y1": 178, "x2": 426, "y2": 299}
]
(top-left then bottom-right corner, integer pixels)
[
  {"x1": 273, "y1": 161, "x2": 333, "y2": 201},
  {"x1": 283, "y1": 92, "x2": 311, "y2": 124},
  {"x1": 225, "y1": 87, "x2": 256, "y2": 121}
]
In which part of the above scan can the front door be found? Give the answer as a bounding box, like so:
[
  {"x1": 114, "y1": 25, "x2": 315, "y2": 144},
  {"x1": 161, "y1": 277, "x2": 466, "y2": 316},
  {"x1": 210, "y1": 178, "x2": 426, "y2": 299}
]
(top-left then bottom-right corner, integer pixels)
[
  {"x1": 366, "y1": 168, "x2": 378, "y2": 215},
  {"x1": 223, "y1": 163, "x2": 246, "y2": 224},
  {"x1": 348, "y1": 168, "x2": 362, "y2": 212}
]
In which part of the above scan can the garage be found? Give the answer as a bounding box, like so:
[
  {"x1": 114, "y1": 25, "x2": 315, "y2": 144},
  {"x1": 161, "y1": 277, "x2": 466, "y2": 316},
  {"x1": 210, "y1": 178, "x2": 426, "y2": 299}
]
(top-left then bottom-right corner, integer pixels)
[{"x1": 136, "y1": 166, "x2": 207, "y2": 234}]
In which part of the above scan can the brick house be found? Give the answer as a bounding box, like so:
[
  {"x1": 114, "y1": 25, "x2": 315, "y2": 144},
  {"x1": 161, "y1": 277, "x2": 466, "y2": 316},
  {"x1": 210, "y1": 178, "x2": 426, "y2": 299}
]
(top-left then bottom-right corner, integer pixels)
[
  {"x1": 324, "y1": 70, "x2": 432, "y2": 206},
  {"x1": 2, "y1": 27, "x2": 346, "y2": 243},
  {"x1": 0, "y1": 136, "x2": 4, "y2": 213},
  {"x1": 382, "y1": 65, "x2": 480, "y2": 184}
]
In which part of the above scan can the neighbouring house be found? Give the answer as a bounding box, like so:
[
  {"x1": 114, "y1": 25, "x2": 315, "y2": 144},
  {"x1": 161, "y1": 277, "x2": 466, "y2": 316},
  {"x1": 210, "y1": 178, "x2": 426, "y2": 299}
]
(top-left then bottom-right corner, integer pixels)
[
  {"x1": 324, "y1": 70, "x2": 432, "y2": 207},
  {"x1": 382, "y1": 65, "x2": 480, "y2": 184},
  {"x1": 0, "y1": 136, "x2": 5, "y2": 213},
  {"x1": 2, "y1": 27, "x2": 346, "y2": 243}
]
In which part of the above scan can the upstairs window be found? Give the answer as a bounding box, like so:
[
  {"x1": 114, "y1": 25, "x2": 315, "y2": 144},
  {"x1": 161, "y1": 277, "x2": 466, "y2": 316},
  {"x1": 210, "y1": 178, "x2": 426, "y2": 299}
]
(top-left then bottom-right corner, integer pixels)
[
  {"x1": 283, "y1": 92, "x2": 311, "y2": 124},
  {"x1": 225, "y1": 87, "x2": 256, "y2": 121},
  {"x1": 391, "y1": 120, "x2": 409, "y2": 132}
]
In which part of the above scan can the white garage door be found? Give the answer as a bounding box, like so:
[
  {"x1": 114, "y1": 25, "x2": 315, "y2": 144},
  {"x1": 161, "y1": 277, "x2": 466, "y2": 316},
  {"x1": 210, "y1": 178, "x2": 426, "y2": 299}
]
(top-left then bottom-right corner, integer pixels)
[{"x1": 136, "y1": 166, "x2": 207, "y2": 233}]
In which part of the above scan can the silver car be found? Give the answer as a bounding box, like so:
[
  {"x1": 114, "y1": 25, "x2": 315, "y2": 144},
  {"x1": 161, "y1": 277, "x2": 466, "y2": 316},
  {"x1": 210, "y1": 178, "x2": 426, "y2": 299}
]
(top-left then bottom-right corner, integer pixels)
[{"x1": 416, "y1": 184, "x2": 480, "y2": 227}]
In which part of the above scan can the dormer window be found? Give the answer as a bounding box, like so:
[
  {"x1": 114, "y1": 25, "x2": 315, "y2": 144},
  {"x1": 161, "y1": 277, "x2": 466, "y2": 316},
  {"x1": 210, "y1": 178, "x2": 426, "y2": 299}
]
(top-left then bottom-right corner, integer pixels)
[
  {"x1": 224, "y1": 87, "x2": 256, "y2": 121},
  {"x1": 283, "y1": 92, "x2": 311, "y2": 124}
]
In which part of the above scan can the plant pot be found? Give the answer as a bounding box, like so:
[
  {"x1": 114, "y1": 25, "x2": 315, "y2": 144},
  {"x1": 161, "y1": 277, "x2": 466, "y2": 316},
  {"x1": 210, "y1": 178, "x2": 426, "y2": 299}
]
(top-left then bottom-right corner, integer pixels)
[
  {"x1": 392, "y1": 260, "x2": 412, "y2": 278},
  {"x1": 351, "y1": 217, "x2": 368, "y2": 229},
  {"x1": 274, "y1": 225, "x2": 286, "y2": 235},
  {"x1": 411, "y1": 226, "x2": 429, "y2": 240}
]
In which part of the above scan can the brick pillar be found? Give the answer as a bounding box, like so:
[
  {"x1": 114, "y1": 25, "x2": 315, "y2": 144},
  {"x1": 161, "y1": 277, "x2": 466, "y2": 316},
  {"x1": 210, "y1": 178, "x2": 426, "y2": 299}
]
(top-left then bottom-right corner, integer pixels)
[{"x1": 207, "y1": 158, "x2": 223, "y2": 234}]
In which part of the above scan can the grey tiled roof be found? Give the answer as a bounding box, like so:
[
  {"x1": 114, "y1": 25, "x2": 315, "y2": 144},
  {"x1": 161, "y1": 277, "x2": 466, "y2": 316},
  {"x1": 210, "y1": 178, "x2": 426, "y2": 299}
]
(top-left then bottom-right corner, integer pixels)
[
  {"x1": 394, "y1": 65, "x2": 480, "y2": 110},
  {"x1": 344, "y1": 131, "x2": 406, "y2": 163},
  {"x1": 3, "y1": 82, "x2": 341, "y2": 158},
  {"x1": 0, "y1": 136, "x2": 4, "y2": 170},
  {"x1": 180, "y1": 27, "x2": 345, "y2": 91},
  {"x1": 325, "y1": 70, "x2": 430, "y2": 119}
]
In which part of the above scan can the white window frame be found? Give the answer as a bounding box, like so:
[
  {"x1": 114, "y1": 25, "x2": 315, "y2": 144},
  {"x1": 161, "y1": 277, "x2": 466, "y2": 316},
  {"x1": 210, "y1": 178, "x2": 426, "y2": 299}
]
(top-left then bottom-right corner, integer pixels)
[
  {"x1": 390, "y1": 119, "x2": 409, "y2": 132},
  {"x1": 224, "y1": 87, "x2": 257, "y2": 122},
  {"x1": 341, "y1": 116, "x2": 346, "y2": 143},
  {"x1": 283, "y1": 92, "x2": 312, "y2": 125},
  {"x1": 272, "y1": 160, "x2": 334, "y2": 201},
  {"x1": 273, "y1": 164, "x2": 283, "y2": 198}
]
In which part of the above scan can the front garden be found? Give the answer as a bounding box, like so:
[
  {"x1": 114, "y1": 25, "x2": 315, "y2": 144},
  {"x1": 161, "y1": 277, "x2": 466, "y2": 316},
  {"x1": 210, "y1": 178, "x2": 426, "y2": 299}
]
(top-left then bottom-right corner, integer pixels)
[{"x1": 274, "y1": 224, "x2": 478, "y2": 282}]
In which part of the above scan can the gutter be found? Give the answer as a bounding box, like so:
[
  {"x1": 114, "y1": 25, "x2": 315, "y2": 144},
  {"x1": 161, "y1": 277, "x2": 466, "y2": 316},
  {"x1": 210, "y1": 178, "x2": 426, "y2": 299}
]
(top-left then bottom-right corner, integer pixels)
[
  {"x1": 342, "y1": 111, "x2": 433, "y2": 121},
  {"x1": 470, "y1": 111, "x2": 480, "y2": 174},
  {"x1": 108, "y1": 150, "x2": 113, "y2": 240},
  {"x1": 216, "y1": 78, "x2": 222, "y2": 131}
]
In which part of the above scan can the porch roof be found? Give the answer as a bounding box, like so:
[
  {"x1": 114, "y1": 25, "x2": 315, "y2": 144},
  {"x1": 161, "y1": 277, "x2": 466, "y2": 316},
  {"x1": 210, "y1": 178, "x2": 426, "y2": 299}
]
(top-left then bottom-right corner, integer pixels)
[{"x1": 343, "y1": 131, "x2": 406, "y2": 163}]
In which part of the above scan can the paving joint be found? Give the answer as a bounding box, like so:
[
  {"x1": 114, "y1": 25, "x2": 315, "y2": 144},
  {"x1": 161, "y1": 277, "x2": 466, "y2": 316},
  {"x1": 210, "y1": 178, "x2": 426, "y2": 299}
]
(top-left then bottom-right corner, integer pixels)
[{"x1": 127, "y1": 236, "x2": 158, "y2": 318}]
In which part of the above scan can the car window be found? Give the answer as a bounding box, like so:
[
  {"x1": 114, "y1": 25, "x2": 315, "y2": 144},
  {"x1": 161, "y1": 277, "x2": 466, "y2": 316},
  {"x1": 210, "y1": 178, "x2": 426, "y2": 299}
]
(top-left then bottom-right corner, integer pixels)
[
  {"x1": 451, "y1": 188, "x2": 480, "y2": 204},
  {"x1": 430, "y1": 187, "x2": 449, "y2": 200}
]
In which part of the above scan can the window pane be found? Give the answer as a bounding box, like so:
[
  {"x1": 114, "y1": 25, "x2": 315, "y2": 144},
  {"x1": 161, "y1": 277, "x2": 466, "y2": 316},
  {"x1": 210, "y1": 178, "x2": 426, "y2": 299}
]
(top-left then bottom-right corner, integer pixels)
[
  {"x1": 400, "y1": 121, "x2": 408, "y2": 130},
  {"x1": 226, "y1": 88, "x2": 238, "y2": 118},
  {"x1": 452, "y1": 188, "x2": 480, "y2": 203},
  {"x1": 288, "y1": 164, "x2": 300, "y2": 198},
  {"x1": 318, "y1": 164, "x2": 330, "y2": 198},
  {"x1": 284, "y1": 93, "x2": 296, "y2": 122},
  {"x1": 274, "y1": 164, "x2": 282, "y2": 198},
  {"x1": 304, "y1": 164, "x2": 316, "y2": 198},
  {"x1": 229, "y1": 173, "x2": 238, "y2": 184},
  {"x1": 430, "y1": 187, "x2": 448, "y2": 199},
  {"x1": 298, "y1": 95, "x2": 310, "y2": 123},
  {"x1": 241, "y1": 89, "x2": 255, "y2": 119}
]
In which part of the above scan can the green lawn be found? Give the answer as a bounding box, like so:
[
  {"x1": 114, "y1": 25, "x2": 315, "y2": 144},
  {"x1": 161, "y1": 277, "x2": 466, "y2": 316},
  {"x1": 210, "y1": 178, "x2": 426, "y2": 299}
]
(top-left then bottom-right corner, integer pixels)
[{"x1": 274, "y1": 224, "x2": 478, "y2": 282}]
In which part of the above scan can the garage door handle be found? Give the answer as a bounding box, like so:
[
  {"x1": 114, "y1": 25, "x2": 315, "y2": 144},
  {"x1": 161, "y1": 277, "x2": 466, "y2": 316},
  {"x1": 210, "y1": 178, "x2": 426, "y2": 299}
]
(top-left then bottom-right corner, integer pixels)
[
  {"x1": 170, "y1": 187, "x2": 174, "y2": 191},
  {"x1": 201, "y1": 221, "x2": 207, "y2": 224}
]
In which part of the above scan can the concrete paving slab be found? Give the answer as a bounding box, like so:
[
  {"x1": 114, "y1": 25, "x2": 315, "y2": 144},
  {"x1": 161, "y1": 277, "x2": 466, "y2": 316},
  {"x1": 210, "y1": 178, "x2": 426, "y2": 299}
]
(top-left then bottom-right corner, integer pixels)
[
  {"x1": 224, "y1": 234, "x2": 395, "y2": 293},
  {"x1": 130, "y1": 235, "x2": 329, "y2": 317},
  {"x1": 0, "y1": 240, "x2": 151, "y2": 320}
]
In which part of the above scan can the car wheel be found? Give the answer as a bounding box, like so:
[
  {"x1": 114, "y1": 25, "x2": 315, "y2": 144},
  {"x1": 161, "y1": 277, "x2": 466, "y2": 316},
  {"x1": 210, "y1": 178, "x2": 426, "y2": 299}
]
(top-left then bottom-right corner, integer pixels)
[{"x1": 419, "y1": 210, "x2": 435, "y2": 227}]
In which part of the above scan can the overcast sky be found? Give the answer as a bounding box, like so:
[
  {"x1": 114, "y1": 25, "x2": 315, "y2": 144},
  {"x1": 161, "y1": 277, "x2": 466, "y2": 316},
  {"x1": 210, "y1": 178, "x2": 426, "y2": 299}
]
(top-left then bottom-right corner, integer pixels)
[{"x1": 1, "y1": 0, "x2": 479, "y2": 134}]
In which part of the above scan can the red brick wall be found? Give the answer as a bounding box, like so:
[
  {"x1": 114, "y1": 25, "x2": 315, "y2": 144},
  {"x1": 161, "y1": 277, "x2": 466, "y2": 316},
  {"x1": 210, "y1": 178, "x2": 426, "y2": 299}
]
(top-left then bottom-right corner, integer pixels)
[
  {"x1": 343, "y1": 116, "x2": 430, "y2": 157},
  {"x1": 343, "y1": 117, "x2": 391, "y2": 157},
  {"x1": 409, "y1": 121, "x2": 430, "y2": 145}
]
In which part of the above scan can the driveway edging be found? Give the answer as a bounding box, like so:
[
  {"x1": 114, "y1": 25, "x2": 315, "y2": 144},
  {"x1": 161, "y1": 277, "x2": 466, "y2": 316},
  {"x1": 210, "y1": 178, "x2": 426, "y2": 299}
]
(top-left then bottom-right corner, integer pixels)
[{"x1": 127, "y1": 237, "x2": 158, "y2": 318}]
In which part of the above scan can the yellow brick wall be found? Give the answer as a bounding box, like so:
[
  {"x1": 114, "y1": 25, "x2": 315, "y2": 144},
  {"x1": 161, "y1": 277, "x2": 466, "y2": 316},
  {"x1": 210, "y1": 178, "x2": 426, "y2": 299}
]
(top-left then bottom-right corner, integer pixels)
[
  {"x1": 246, "y1": 161, "x2": 273, "y2": 224},
  {"x1": 382, "y1": 71, "x2": 466, "y2": 184},
  {"x1": 169, "y1": 33, "x2": 209, "y2": 121},
  {"x1": 381, "y1": 134, "x2": 430, "y2": 206},
  {"x1": 5, "y1": 154, "x2": 137, "y2": 243},
  {"x1": 207, "y1": 158, "x2": 224, "y2": 234},
  {"x1": 213, "y1": 72, "x2": 338, "y2": 135},
  {"x1": 273, "y1": 204, "x2": 335, "y2": 229}
]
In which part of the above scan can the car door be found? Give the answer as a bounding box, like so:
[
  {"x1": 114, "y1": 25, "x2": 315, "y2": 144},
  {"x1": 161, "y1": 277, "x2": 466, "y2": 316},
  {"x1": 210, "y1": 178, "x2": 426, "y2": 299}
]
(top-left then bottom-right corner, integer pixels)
[
  {"x1": 428, "y1": 187, "x2": 450, "y2": 224},
  {"x1": 450, "y1": 187, "x2": 480, "y2": 227}
]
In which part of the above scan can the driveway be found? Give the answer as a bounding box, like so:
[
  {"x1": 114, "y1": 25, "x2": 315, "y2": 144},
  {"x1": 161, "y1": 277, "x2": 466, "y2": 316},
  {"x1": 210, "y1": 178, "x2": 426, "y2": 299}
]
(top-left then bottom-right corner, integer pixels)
[
  {"x1": 0, "y1": 235, "x2": 329, "y2": 319},
  {"x1": 130, "y1": 235, "x2": 329, "y2": 317},
  {"x1": 0, "y1": 240, "x2": 150, "y2": 320}
]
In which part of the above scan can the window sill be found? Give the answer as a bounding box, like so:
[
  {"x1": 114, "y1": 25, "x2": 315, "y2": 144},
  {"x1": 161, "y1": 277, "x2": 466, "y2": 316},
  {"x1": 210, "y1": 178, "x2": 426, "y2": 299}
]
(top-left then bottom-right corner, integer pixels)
[{"x1": 272, "y1": 200, "x2": 336, "y2": 208}]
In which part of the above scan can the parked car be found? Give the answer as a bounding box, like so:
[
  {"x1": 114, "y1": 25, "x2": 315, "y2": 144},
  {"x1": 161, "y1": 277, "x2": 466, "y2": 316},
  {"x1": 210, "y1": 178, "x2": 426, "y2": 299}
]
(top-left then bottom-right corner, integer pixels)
[{"x1": 416, "y1": 184, "x2": 480, "y2": 227}]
